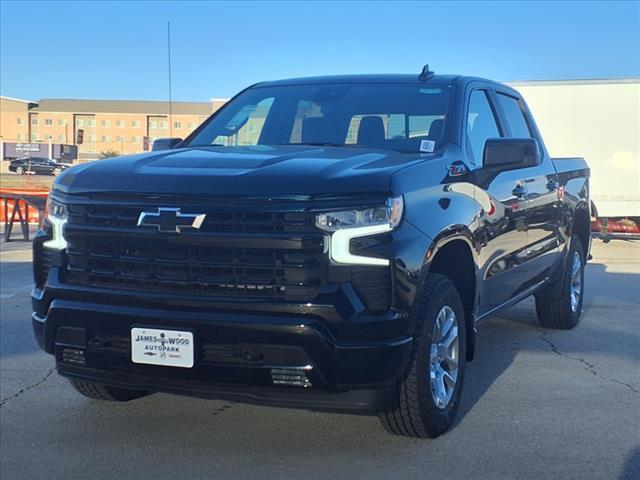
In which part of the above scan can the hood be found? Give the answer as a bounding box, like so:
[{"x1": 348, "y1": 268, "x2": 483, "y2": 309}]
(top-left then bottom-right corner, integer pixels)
[{"x1": 54, "y1": 145, "x2": 432, "y2": 198}]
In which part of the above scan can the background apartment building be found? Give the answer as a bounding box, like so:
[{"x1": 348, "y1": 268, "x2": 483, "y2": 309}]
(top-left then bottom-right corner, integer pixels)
[{"x1": 0, "y1": 96, "x2": 227, "y2": 160}]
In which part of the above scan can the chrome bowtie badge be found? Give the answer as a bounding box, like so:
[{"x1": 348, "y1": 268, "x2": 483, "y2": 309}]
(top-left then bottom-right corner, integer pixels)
[{"x1": 136, "y1": 208, "x2": 206, "y2": 233}]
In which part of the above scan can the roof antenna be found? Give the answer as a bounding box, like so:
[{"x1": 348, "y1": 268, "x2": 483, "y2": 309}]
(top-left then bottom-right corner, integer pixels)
[
  {"x1": 419, "y1": 64, "x2": 435, "y2": 81},
  {"x1": 167, "y1": 21, "x2": 173, "y2": 138}
]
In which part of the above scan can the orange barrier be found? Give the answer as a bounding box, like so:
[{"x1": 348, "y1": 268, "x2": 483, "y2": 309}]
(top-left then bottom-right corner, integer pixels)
[
  {"x1": 0, "y1": 188, "x2": 49, "y2": 224},
  {"x1": 592, "y1": 217, "x2": 640, "y2": 234}
]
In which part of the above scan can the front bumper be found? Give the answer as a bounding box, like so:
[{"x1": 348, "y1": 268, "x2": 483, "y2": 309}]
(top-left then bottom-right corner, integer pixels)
[
  {"x1": 32, "y1": 297, "x2": 412, "y2": 412},
  {"x1": 30, "y1": 214, "x2": 431, "y2": 412}
]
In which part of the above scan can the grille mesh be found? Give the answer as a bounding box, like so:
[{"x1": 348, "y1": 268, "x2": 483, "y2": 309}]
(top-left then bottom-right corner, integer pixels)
[{"x1": 62, "y1": 203, "x2": 326, "y2": 301}]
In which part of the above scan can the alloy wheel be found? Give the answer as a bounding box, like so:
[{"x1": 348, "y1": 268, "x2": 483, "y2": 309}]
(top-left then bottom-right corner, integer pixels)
[
  {"x1": 570, "y1": 251, "x2": 583, "y2": 313},
  {"x1": 429, "y1": 305, "x2": 459, "y2": 409}
]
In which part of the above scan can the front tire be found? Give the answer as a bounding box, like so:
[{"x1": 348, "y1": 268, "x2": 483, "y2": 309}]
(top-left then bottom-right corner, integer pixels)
[
  {"x1": 69, "y1": 378, "x2": 148, "y2": 401},
  {"x1": 378, "y1": 274, "x2": 467, "y2": 438},
  {"x1": 535, "y1": 235, "x2": 585, "y2": 329},
  {"x1": 16, "y1": 166, "x2": 25, "y2": 175},
  {"x1": 52, "y1": 167, "x2": 62, "y2": 176}
]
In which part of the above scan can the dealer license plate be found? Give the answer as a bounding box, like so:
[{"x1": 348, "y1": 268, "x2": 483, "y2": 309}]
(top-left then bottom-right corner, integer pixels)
[{"x1": 131, "y1": 328, "x2": 194, "y2": 368}]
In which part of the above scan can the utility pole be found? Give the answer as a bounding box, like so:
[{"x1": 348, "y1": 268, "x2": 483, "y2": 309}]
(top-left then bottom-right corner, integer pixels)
[{"x1": 167, "y1": 21, "x2": 173, "y2": 138}]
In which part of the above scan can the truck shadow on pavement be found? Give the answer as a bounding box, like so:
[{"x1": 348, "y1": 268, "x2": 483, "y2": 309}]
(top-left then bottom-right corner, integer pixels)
[
  {"x1": 620, "y1": 447, "x2": 640, "y2": 480},
  {"x1": 453, "y1": 260, "x2": 639, "y2": 426}
]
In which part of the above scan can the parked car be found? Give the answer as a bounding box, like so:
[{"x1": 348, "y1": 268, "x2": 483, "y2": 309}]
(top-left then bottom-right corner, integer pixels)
[
  {"x1": 9, "y1": 157, "x2": 69, "y2": 176},
  {"x1": 32, "y1": 67, "x2": 591, "y2": 438}
]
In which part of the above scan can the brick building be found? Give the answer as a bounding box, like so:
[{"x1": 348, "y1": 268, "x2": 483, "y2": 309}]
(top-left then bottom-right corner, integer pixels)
[{"x1": 0, "y1": 96, "x2": 227, "y2": 160}]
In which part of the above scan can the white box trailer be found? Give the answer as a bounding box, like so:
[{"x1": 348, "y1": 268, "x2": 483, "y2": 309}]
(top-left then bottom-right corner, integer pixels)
[{"x1": 507, "y1": 79, "x2": 639, "y2": 231}]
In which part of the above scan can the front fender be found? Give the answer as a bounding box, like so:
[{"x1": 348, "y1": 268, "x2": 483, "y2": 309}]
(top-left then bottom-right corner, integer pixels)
[
  {"x1": 403, "y1": 182, "x2": 482, "y2": 259},
  {"x1": 403, "y1": 182, "x2": 483, "y2": 319}
]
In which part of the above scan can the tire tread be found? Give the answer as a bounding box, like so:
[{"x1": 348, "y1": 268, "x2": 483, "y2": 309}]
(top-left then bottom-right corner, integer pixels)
[
  {"x1": 378, "y1": 273, "x2": 464, "y2": 438},
  {"x1": 535, "y1": 235, "x2": 584, "y2": 330}
]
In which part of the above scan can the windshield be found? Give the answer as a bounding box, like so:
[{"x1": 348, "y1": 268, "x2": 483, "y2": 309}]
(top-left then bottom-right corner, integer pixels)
[{"x1": 186, "y1": 83, "x2": 450, "y2": 153}]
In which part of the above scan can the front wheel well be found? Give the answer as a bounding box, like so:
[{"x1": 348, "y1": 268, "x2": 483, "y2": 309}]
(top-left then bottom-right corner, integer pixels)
[
  {"x1": 573, "y1": 204, "x2": 591, "y2": 260},
  {"x1": 427, "y1": 239, "x2": 476, "y2": 361}
]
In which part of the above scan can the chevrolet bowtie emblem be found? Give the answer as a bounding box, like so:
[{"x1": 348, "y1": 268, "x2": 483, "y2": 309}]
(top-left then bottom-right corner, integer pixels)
[{"x1": 136, "y1": 208, "x2": 206, "y2": 233}]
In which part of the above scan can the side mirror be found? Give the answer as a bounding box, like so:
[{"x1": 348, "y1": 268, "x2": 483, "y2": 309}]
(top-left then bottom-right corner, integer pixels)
[
  {"x1": 483, "y1": 138, "x2": 540, "y2": 170},
  {"x1": 152, "y1": 138, "x2": 183, "y2": 151}
]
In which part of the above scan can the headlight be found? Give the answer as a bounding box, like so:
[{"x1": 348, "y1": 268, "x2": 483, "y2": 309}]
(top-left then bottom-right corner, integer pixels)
[
  {"x1": 43, "y1": 196, "x2": 68, "y2": 250},
  {"x1": 316, "y1": 196, "x2": 403, "y2": 232},
  {"x1": 316, "y1": 196, "x2": 403, "y2": 266},
  {"x1": 45, "y1": 197, "x2": 68, "y2": 221}
]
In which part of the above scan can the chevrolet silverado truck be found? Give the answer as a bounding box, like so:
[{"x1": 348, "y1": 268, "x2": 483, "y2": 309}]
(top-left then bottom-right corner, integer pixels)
[{"x1": 32, "y1": 68, "x2": 591, "y2": 438}]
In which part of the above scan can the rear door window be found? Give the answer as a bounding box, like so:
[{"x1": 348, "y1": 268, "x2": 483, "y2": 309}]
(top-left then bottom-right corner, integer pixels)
[{"x1": 496, "y1": 93, "x2": 533, "y2": 138}]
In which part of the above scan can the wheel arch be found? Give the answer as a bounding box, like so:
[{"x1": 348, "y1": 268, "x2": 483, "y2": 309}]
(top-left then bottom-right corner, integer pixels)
[
  {"x1": 422, "y1": 228, "x2": 478, "y2": 361},
  {"x1": 572, "y1": 200, "x2": 591, "y2": 260}
]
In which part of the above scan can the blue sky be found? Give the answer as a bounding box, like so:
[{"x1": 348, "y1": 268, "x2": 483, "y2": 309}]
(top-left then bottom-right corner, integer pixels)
[{"x1": 1, "y1": 1, "x2": 638, "y2": 102}]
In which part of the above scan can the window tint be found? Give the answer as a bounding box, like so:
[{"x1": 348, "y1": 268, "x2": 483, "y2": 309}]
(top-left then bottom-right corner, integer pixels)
[
  {"x1": 497, "y1": 93, "x2": 532, "y2": 138},
  {"x1": 466, "y1": 90, "x2": 500, "y2": 165}
]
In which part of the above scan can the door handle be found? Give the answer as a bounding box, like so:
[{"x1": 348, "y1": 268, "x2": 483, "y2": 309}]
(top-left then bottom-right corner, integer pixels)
[
  {"x1": 512, "y1": 184, "x2": 527, "y2": 198},
  {"x1": 546, "y1": 179, "x2": 559, "y2": 191}
]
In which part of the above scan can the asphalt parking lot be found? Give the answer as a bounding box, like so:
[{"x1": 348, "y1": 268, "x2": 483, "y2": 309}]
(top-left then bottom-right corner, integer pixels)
[{"x1": 1, "y1": 237, "x2": 638, "y2": 480}]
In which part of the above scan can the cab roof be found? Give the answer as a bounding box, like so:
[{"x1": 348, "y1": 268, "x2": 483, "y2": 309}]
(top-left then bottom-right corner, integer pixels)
[{"x1": 254, "y1": 74, "x2": 509, "y2": 90}]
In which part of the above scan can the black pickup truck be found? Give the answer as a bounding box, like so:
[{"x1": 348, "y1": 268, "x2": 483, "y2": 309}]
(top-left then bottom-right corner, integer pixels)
[{"x1": 32, "y1": 68, "x2": 591, "y2": 438}]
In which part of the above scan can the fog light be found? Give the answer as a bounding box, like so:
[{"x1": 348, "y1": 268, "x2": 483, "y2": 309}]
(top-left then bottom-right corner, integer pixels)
[{"x1": 61, "y1": 348, "x2": 86, "y2": 365}]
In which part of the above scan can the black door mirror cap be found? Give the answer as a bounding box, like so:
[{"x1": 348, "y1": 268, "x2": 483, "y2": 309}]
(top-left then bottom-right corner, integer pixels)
[{"x1": 483, "y1": 138, "x2": 541, "y2": 171}]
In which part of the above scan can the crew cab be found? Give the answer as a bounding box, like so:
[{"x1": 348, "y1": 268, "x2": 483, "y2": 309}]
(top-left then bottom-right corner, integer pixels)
[{"x1": 31, "y1": 68, "x2": 591, "y2": 438}]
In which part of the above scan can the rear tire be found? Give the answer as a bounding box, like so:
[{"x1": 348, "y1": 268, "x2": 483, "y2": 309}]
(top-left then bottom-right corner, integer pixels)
[
  {"x1": 378, "y1": 274, "x2": 467, "y2": 438},
  {"x1": 69, "y1": 378, "x2": 148, "y2": 401},
  {"x1": 535, "y1": 235, "x2": 585, "y2": 330}
]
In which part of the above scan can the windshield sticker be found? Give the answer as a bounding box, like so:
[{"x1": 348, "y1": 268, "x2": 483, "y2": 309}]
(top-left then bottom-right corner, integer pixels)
[{"x1": 420, "y1": 140, "x2": 435, "y2": 153}]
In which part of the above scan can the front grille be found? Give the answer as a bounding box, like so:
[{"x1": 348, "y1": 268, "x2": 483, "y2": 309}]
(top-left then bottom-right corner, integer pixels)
[
  {"x1": 62, "y1": 203, "x2": 326, "y2": 302},
  {"x1": 58, "y1": 200, "x2": 392, "y2": 312},
  {"x1": 64, "y1": 237, "x2": 325, "y2": 301}
]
